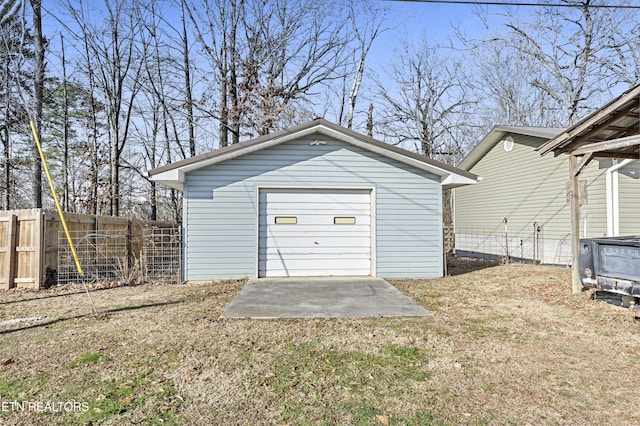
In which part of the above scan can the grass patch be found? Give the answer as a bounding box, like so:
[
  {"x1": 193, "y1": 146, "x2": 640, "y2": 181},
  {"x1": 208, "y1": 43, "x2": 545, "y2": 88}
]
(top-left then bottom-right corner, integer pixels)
[
  {"x1": 0, "y1": 372, "x2": 50, "y2": 401},
  {"x1": 67, "y1": 351, "x2": 104, "y2": 368},
  {"x1": 1, "y1": 264, "x2": 640, "y2": 424},
  {"x1": 259, "y1": 342, "x2": 434, "y2": 422}
]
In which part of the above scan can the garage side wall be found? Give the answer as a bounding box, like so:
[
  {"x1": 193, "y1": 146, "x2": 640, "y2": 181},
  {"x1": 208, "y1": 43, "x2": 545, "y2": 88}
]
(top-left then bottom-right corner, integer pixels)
[{"x1": 183, "y1": 136, "x2": 442, "y2": 280}]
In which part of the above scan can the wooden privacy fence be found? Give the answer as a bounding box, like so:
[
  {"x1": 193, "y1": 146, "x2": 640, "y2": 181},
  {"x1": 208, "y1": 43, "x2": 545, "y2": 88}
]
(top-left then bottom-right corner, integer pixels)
[{"x1": 0, "y1": 209, "x2": 177, "y2": 290}]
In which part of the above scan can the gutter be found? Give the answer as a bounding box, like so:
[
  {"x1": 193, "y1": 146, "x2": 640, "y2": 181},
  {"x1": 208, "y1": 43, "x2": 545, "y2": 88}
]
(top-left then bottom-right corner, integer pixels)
[{"x1": 606, "y1": 159, "x2": 634, "y2": 236}]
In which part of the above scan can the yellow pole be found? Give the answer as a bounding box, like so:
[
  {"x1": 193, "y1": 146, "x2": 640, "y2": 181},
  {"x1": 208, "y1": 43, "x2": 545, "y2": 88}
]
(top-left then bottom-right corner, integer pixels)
[{"x1": 30, "y1": 120, "x2": 84, "y2": 277}]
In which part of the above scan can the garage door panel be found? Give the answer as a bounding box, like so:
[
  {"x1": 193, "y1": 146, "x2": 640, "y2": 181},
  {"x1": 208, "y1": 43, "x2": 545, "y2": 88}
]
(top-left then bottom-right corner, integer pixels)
[
  {"x1": 259, "y1": 246, "x2": 371, "y2": 256},
  {"x1": 259, "y1": 236, "x2": 370, "y2": 248},
  {"x1": 263, "y1": 200, "x2": 370, "y2": 209},
  {"x1": 259, "y1": 189, "x2": 372, "y2": 277},
  {"x1": 263, "y1": 258, "x2": 370, "y2": 274},
  {"x1": 260, "y1": 226, "x2": 369, "y2": 239},
  {"x1": 260, "y1": 191, "x2": 370, "y2": 204},
  {"x1": 264, "y1": 204, "x2": 370, "y2": 213}
]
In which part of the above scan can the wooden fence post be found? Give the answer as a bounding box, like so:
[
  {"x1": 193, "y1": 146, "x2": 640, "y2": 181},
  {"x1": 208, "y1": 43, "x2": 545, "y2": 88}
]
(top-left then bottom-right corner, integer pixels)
[
  {"x1": 3, "y1": 214, "x2": 17, "y2": 289},
  {"x1": 34, "y1": 210, "x2": 44, "y2": 289},
  {"x1": 127, "y1": 220, "x2": 133, "y2": 272}
]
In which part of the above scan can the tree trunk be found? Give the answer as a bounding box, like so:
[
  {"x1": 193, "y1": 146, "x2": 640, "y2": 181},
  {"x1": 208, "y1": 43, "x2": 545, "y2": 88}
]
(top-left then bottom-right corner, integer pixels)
[
  {"x1": 30, "y1": 0, "x2": 43, "y2": 208},
  {"x1": 347, "y1": 57, "x2": 365, "y2": 129},
  {"x1": 110, "y1": 129, "x2": 119, "y2": 216},
  {"x1": 61, "y1": 34, "x2": 70, "y2": 212},
  {"x1": 181, "y1": 0, "x2": 196, "y2": 157},
  {"x1": 2, "y1": 67, "x2": 10, "y2": 210},
  {"x1": 2, "y1": 125, "x2": 9, "y2": 210}
]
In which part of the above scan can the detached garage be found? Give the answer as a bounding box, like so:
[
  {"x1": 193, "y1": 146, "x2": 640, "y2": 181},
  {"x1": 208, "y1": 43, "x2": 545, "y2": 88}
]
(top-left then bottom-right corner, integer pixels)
[{"x1": 148, "y1": 119, "x2": 478, "y2": 280}]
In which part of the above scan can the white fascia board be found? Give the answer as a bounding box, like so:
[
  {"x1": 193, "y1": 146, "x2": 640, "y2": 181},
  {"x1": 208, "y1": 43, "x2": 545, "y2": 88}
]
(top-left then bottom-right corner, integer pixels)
[
  {"x1": 149, "y1": 168, "x2": 185, "y2": 190},
  {"x1": 441, "y1": 174, "x2": 480, "y2": 189}
]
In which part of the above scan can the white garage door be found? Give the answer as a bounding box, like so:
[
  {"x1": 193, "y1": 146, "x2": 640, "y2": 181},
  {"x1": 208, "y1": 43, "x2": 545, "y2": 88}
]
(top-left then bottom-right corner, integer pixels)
[{"x1": 258, "y1": 189, "x2": 372, "y2": 277}]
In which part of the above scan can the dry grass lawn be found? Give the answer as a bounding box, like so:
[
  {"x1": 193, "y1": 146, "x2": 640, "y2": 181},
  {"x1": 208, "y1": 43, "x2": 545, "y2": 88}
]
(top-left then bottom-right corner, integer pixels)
[{"x1": 1, "y1": 258, "x2": 639, "y2": 425}]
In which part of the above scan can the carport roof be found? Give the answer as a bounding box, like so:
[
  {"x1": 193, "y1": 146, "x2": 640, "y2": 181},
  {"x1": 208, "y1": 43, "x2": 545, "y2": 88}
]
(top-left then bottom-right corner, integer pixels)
[
  {"x1": 147, "y1": 119, "x2": 479, "y2": 191},
  {"x1": 539, "y1": 83, "x2": 640, "y2": 159}
]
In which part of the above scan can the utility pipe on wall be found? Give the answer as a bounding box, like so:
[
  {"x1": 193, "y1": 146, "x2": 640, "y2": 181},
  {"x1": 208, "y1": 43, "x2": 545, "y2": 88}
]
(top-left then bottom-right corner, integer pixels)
[{"x1": 606, "y1": 159, "x2": 633, "y2": 237}]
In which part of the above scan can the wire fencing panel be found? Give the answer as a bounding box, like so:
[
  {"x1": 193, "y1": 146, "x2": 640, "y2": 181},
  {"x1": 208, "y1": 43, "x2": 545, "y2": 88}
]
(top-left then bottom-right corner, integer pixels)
[
  {"x1": 57, "y1": 227, "x2": 181, "y2": 285},
  {"x1": 454, "y1": 226, "x2": 544, "y2": 264},
  {"x1": 141, "y1": 227, "x2": 181, "y2": 284}
]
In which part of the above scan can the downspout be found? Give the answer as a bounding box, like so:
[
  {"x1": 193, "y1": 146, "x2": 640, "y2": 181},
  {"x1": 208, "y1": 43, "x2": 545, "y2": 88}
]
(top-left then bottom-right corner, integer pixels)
[{"x1": 606, "y1": 159, "x2": 633, "y2": 236}]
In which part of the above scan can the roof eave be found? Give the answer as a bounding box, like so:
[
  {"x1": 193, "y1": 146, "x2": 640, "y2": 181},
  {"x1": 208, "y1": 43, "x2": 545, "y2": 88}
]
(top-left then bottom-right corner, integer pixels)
[
  {"x1": 442, "y1": 174, "x2": 480, "y2": 189},
  {"x1": 148, "y1": 119, "x2": 479, "y2": 189},
  {"x1": 149, "y1": 168, "x2": 184, "y2": 190},
  {"x1": 317, "y1": 125, "x2": 473, "y2": 179}
]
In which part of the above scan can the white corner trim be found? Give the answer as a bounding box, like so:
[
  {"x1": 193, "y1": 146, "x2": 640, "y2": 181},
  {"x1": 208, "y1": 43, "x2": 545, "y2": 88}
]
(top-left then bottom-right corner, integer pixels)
[{"x1": 606, "y1": 158, "x2": 634, "y2": 236}]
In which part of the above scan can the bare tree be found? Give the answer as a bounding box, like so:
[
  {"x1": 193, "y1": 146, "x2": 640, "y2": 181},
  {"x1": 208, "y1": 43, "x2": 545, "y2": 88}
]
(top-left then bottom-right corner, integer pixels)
[
  {"x1": 376, "y1": 37, "x2": 476, "y2": 162},
  {"x1": 462, "y1": 36, "x2": 554, "y2": 127},
  {"x1": 180, "y1": 0, "x2": 196, "y2": 157},
  {"x1": 29, "y1": 0, "x2": 42, "y2": 208},
  {"x1": 245, "y1": 0, "x2": 353, "y2": 136},
  {"x1": 0, "y1": 0, "x2": 33, "y2": 210},
  {"x1": 0, "y1": 0, "x2": 21, "y2": 25},
  {"x1": 66, "y1": 0, "x2": 145, "y2": 216},
  {"x1": 485, "y1": 0, "x2": 636, "y2": 125},
  {"x1": 79, "y1": 28, "x2": 107, "y2": 216},
  {"x1": 595, "y1": 2, "x2": 640, "y2": 87},
  {"x1": 59, "y1": 34, "x2": 70, "y2": 211},
  {"x1": 343, "y1": 0, "x2": 387, "y2": 129},
  {"x1": 184, "y1": 0, "x2": 239, "y2": 147},
  {"x1": 137, "y1": 1, "x2": 186, "y2": 221},
  {"x1": 186, "y1": 0, "x2": 355, "y2": 144}
]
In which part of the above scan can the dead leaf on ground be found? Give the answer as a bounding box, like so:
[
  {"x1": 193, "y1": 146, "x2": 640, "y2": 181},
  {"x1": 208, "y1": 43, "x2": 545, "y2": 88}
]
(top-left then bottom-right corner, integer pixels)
[
  {"x1": 376, "y1": 414, "x2": 389, "y2": 425},
  {"x1": 118, "y1": 396, "x2": 134, "y2": 405},
  {"x1": 2, "y1": 359, "x2": 15, "y2": 366}
]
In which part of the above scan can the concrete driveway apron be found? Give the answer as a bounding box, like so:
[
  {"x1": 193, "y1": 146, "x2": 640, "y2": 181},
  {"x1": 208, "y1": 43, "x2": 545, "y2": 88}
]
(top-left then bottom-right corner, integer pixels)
[{"x1": 220, "y1": 277, "x2": 428, "y2": 319}]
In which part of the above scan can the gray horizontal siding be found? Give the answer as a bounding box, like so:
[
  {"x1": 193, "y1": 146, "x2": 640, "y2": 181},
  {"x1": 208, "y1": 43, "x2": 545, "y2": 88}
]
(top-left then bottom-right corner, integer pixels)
[
  {"x1": 183, "y1": 135, "x2": 442, "y2": 280},
  {"x1": 454, "y1": 133, "x2": 609, "y2": 242}
]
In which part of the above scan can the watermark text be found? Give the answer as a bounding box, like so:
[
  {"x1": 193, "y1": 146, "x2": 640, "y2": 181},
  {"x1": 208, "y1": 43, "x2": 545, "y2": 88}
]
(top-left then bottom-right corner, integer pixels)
[{"x1": 1, "y1": 401, "x2": 89, "y2": 413}]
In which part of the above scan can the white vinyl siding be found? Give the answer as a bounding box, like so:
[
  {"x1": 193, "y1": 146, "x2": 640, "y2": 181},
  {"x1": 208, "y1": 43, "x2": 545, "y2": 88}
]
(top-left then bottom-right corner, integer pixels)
[
  {"x1": 258, "y1": 189, "x2": 371, "y2": 277},
  {"x1": 182, "y1": 136, "x2": 442, "y2": 280}
]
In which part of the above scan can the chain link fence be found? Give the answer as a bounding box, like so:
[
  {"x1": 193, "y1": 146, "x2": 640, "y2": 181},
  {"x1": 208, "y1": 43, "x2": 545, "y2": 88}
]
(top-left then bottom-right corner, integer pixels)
[{"x1": 57, "y1": 226, "x2": 181, "y2": 285}]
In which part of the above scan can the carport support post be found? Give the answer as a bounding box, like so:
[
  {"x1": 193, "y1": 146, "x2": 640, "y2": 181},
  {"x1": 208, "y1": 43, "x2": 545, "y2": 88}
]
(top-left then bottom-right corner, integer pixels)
[{"x1": 569, "y1": 155, "x2": 582, "y2": 294}]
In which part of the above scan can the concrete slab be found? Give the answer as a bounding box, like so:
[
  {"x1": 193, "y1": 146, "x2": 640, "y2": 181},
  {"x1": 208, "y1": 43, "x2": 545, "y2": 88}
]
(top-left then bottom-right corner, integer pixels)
[{"x1": 220, "y1": 277, "x2": 428, "y2": 319}]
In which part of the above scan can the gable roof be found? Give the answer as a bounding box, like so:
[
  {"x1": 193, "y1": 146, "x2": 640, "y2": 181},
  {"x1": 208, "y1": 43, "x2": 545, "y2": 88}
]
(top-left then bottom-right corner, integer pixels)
[
  {"x1": 459, "y1": 125, "x2": 565, "y2": 171},
  {"x1": 147, "y1": 119, "x2": 479, "y2": 190},
  {"x1": 539, "y1": 83, "x2": 640, "y2": 158}
]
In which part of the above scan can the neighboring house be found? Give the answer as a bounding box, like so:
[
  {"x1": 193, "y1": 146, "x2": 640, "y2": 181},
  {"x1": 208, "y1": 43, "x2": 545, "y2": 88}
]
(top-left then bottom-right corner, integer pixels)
[
  {"x1": 148, "y1": 119, "x2": 478, "y2": 280},
  {"x1": 453, "y1": 126, "x2": 640, "y2": 265}
]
